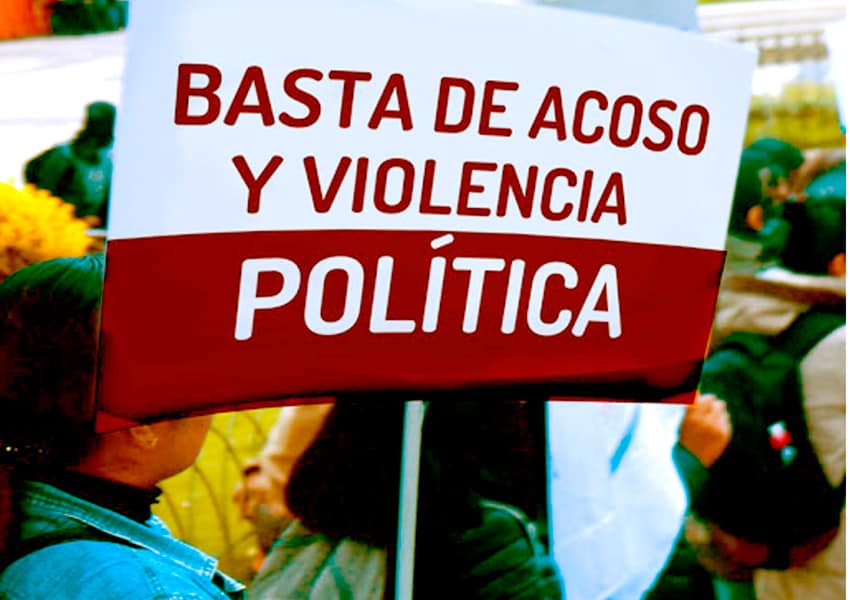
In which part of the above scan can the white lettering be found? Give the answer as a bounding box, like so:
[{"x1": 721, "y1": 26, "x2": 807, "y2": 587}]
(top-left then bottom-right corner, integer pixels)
[
  {"x1": 370, "y1": 256, "x2": 415, "y2": 333},
  {"x1": 573, "y1": 264, "x2": 621, "y2": 338},
  {"x1": 452, "y1": 257, "x2": 506, "y2": 333},
  {"x1": 234, "y1": 258, "x2": 300, "y2": 341},
  {"x1": 500, "y1": 259, "x2": 526, "y2": 334},
  {"x1": 527, "y1": 262, "x2": 578, "y2": 336},
  {"x1": 304, "y1": 256, "x2": 363, "y2": 335}
]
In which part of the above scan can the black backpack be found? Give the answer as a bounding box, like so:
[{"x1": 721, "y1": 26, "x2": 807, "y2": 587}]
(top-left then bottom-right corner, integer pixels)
[{"x1": 691, "y1": 307, "x2": 845, "y2": 568}]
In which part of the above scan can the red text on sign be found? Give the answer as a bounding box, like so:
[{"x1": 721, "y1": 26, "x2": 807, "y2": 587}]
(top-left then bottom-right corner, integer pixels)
[
  {"x1": 301, "y1": 156, "x2": 626, "y2": 224},
  {"x1": 174, "y1": 64, "x2": 414, "y2": 131},
  {"x1": 527, "y1": 88, "x2": 709, "y2": 155},
  {"x1": 174, "y1": 64, "x2": 711, "y2": 157}
]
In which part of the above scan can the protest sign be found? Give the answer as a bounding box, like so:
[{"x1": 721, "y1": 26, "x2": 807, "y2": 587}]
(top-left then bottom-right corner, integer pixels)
[{"x1": 99, "y1": 0, "x2": 756, "y2": 422}]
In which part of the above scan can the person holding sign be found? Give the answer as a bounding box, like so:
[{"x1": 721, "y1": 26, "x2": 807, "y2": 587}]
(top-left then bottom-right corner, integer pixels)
[{"x1": 0, "y1": 255, "x2": 245, "y2": 600}]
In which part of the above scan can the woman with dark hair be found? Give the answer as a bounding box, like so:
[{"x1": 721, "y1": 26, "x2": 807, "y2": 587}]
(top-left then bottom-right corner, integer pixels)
[
  {"x1": 0, "y1": 255, "x2": 244, "y2": 599},
  {"x1": 248, "y1": 397, "x2": 563, "y2": 599}
]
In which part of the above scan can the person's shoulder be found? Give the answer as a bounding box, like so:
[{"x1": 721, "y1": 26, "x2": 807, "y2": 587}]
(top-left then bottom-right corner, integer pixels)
[
  {"x1": 23, "y1": 144, "x2": 73, "y2": 183},
  {"x1": 27, "y1": 143, "x2": 73, "y2": 166},
  {"x1": 0, "y1": 540, "x2": 212, "y2": 600},
  {"x1": 253, "y1": 520, "x2": 385, "y2": 600},
  {"x1": 447, "y1": 501, "x2": 544, "y2": 570},
  {"x1": 474, "y1": 500, "x2": 539, "y2": 545},
  {"x1": 451, "y1": 501, "x2": 564, "y2": 599},
  {"x1": 1, "y1": 541, "x2": 146, "y2": 599}
]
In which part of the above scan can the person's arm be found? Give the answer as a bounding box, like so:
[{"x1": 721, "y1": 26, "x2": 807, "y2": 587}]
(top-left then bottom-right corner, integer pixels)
[
  {"x1": 233, "y1": 402, "x2": 334, "y2": 520},
  {"x1": 672, "y1": 443, "x2": 710, "y2": 502},
  {"x1": 674, "y1": 394, "x2": 731, "y2": 502},
  {"x1": 791, "y1": 147, "x2": 846, "y2": 199}
]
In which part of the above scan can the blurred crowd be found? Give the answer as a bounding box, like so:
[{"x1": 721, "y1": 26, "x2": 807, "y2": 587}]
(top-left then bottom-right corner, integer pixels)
[{"x1": 0, "y1": 101, "x2": 844, "y2": 598}]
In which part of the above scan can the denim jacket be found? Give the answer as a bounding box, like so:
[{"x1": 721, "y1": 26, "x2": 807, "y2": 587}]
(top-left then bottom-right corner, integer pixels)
[{"x1": 0, "y1": 480, "x2": 245, "y2": 600}]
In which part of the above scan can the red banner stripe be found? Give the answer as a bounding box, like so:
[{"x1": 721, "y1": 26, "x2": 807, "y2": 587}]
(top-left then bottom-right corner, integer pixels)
[{"x1": 99, "y1": 230, "x2": 724, "y2": 419}]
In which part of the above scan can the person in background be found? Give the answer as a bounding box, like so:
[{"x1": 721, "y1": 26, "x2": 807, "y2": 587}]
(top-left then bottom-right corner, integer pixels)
[
  {"x1": 24, "y1": 101, "x2": 116, "y2": 228},
  {"x1": 233, "y1": 402, "x2": 334, "y2": 551},
  {"x1": 681, "y1": 194, "x2": 846, "y2": 600},
  {"x1": 247, "y1": 398, "x2": 563, "y2": 599},
  {"x1": 0, "y1": 255, "x2": 244, "y2": 599},
  {"x1": 724, "y1": 138, "x2": 845, "y2": 273},
  {"x1": 650, "y1": 142, "x2": 844, "y2": 600},
  {"x1": 641, "y1": 393, "x2": 731, "y2": 600},
  {"x1": 669, "y1": 394, "x2": 743, "y2": 600},
  {"x1": 413, "y1": 399, "x2": 558, "y2": 599},
  {"x1": 723, "y1": 137, "x2": 804, "y2": 273}
]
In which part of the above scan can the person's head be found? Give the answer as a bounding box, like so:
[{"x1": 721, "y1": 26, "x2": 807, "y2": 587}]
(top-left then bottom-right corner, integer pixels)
[
  {"x1": 78, "y1": 101, "x2": 116, "y2": 149},
  {"x1": 0, "y1": 255, "x2": 211, "y2": 485},
  {"x1": 284, "y1": 398, "x2": 486, "y2": 548},
  {"x1": 728, "y1": 138, "x2": 805, "y2": 240},
  {"x1": 747, "y1": 137, "x2": 805, "y2": 187},
  {"x1": 779, "y1": 196, "x2": 846, "y2": 277},
  {"x1": 284, "y1": 397, "x2": 543, "y2": 549},
  {"x1": 748, "y1": 137, "x2": 805, "y2": 206},
  {"x1": 0, "y1": 255, "x2": 104, "y2": 461},
  {"x1": 78, "y1": 414, "x2": 213, "y2": 488},
  {"x1": 284, "y1": 399, "x2": 404, "y2": 548}
]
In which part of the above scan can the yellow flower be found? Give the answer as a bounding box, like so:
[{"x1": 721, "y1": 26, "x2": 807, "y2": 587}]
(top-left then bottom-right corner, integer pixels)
[{"x1": 0, "y1": 182, "x2": 93, "y2": 281}]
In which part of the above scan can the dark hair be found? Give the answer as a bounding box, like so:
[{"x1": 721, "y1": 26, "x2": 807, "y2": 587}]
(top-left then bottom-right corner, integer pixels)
[
  {"x1": 79, "y1": 101, "x2": 116, "y2": 146},
  {"x1": 284, "y1": 399, "x2": 405, "y2": 548},
  {"x1": 284, "y1": 397, "x2": 548, "y2": 598},
  {"x1": 0, "y1": 254, "x2": 105, "y2": 462},
  {"x1": 0, "y1": 254, "x2": 104, "y2": 560},
  {"x1": 780, "y1": 197, "x2": 846, "y2": 275},
  {"x1": 284, "y1": 399, "x2": 542, "y2": 547}
]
